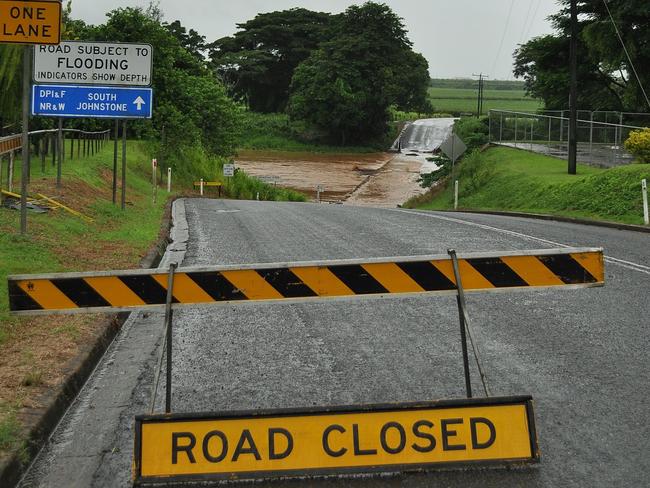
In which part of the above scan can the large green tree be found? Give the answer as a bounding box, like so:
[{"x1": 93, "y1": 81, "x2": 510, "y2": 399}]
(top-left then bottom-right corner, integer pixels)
[
  {"x1": 208, "y1": 8, "x2": 333, "y2": 112},
  {"x1": 90, "y1": 7, "x2": 239, "y2": 156},
  {"x1": 288, "y1": 2, "x2": 430, "y2": 144},
  {"x1": 514, "y1": 0, "x2": 650, "y2": 111}
]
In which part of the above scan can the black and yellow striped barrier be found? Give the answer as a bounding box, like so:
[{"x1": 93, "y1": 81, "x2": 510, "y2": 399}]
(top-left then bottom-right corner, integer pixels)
[{"x1": 7, "y1": 247, "x2": 603, "y2": 315}]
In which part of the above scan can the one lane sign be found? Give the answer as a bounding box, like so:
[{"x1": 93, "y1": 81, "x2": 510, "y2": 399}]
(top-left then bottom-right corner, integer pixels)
[
  {"x1": 33, "y1": 41, "x2": 153, "y2": 86},
  {"x1": 0, "y1": 0, "x2": 61, "y2": 45},
  {"x1": 32, "y1": 84, "x2": 153, "y2": 119}
]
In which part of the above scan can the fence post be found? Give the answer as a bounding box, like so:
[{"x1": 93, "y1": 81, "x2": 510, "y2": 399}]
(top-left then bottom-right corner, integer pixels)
[
  {"x1": 8, "y1": 151, "x2": 14, "y2": 192},
  {"x1": 589, "y1": 111, "x2": 594, "y2": 163},
  {"x1": 41, "y1": 136, "x2": 46, "y2": 173},
  {"x1": 514, "y1": 114, "x2": 518, "y2": 148},
  {"x1": 499, "y1": 112, "x2": 503, "y2": 143}
]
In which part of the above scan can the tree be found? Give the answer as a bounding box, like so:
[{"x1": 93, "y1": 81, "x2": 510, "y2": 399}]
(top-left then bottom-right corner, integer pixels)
[
  {"x1": 287, "y1": 2, "x2": 430, "y2": 144},
  {"x1": 208, "y1": 8, "x2": 333, "y2": 112},
  {"x1": 90, "y1": 7, "x2": 240, "y2": 155},
  {"x1": 514, "y1": 0, "x2": 650, "y2": 112}
]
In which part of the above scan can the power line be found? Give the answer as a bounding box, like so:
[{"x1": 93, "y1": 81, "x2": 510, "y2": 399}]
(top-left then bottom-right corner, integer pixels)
[
  {"x1": 522, "y1": 0, "x2": 543, "y2": 42},
  {"x1": 518, "y1": 0, "x2": 535, "y2": 43},
  {"x1": 490, "y1": 0, "x2": 516, "y2": 77},
  {"x1": 601, "y1": 0, "x2": 650, "y2": 111}
]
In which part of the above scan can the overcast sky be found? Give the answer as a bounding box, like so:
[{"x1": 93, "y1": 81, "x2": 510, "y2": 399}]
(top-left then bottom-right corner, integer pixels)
[{"x1": 70, "y1": 0, "x2": 561, "y2": 80}]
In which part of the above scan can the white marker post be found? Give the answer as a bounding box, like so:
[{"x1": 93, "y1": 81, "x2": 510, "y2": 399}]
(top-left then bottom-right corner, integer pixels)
[
  {"x1": 200, "y1": 178, "x2": 204, "y2": 196},
  {"x1": 316, "y1": 184, "x2": 324, "y2": 203},
  {"x1": 152, "y1": 158, "x2": 157, "y2": 204},
  {"x1": 642, "y1": 179, "x2": 649, "y2": 225},
  {"x1": 167, "y1": 167, "x2": 171, "y2": 192},
  {"x1": 454, "y1": 180, "x2": 459, "y2": 210}
]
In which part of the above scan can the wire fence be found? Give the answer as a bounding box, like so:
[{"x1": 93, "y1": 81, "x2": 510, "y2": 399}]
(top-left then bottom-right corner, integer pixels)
[{"x1": 488, "y1": 109, "x2": 649, "y2": 167}]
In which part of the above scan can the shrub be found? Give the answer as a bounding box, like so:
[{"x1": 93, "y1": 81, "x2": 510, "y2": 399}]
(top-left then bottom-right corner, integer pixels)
[
  {"x1": 624, "y1": 128, "x2": 650, "y2": 164},
  {"x1": 453, "y1": 116, "x2": 489, "y2": 150}
]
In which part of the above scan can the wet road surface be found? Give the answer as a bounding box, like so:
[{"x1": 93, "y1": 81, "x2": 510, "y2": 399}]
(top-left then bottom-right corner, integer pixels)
[{"x1": 19, "y1": 199, "x2": 650, "y2": 487}]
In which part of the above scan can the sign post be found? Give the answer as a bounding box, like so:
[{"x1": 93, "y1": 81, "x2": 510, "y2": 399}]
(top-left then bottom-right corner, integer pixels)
[
  {"x1": 2, "y1": 0, "x2": 61, "y2": 234},
  {"x1": 32, "y1": 40, "x2": 153, "y2": 209},
  {"x1": 223, "y1": 163, "x2": 235, "y2": 177}
]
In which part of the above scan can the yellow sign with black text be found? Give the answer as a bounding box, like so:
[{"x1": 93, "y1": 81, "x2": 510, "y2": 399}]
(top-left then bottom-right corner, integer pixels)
[
  {"x1": 0, "y1": 0, "x2": 61, "y2": 45},
  {"x1": 134, "y1": 397, "x2": 538, "y2": 483}
]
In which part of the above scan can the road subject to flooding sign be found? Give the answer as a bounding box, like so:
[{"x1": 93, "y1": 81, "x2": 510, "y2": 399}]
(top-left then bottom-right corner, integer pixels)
[{"x1": 134, "y1": 396, "x2": 538, "y2": 483}]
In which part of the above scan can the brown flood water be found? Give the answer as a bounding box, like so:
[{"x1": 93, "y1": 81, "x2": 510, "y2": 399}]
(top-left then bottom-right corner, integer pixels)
[{"x1": 235, "y1": 150, "x2": 430, "y2": 207}]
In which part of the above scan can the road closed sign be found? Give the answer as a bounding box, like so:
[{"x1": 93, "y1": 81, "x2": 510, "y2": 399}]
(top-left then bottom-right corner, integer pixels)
[
  {"x1": 0, "y1": 0, "x2": 61, "y2": 44},
  {"x1": 33, "y1": 41, "x2": 152, "y2": 85},
  {"x1": 134, "y1": 396, "x2": 538, "y2": 483}
]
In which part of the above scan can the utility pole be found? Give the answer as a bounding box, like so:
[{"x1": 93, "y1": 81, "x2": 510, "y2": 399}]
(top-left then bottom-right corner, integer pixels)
[
  {"x1": 472, "y1": 73, "x2": 489, "y2": 117},
  {"x1": 568, "y1": 0, "x2": 578, "y2": 174}
]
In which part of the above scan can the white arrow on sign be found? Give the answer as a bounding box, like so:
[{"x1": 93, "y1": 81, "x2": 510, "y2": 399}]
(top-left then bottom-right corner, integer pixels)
[{"x1": 133, "y1": 96, "x2": 146, "y2": 110}]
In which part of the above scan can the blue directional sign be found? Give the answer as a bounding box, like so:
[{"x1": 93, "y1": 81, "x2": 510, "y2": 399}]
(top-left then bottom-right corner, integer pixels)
[{"x1": 32, "y1": 84, "x2": 153, "y2": 119}]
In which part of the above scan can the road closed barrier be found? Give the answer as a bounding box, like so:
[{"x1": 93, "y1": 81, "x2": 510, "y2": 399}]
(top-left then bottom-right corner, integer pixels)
[
  {"x1": 6, "y1": 246, "x2": 604, "y2": 483},
  {"x1": 8, "y1": 247, "x2": 604, "y2": 314},
  {"x1": 134, "y1": 396, "x2": 537, "y2": 483}
]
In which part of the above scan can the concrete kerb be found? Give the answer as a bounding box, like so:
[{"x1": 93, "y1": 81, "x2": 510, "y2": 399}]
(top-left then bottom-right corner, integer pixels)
[
  {"x1": 0, "y1": 197, "x2": 180, "y2": 488},
  {"x1": 440, "y1": 208, "x2": 650, "y2": 234}
]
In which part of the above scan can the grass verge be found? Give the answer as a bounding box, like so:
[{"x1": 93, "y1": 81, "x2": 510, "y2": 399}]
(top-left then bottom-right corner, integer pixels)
[
  {"x1": 405, "y1": 146, "x2": 650, "y2": 225},
  {"x1": 0, "y1": 140, "x2": 168, "y2": 463}
]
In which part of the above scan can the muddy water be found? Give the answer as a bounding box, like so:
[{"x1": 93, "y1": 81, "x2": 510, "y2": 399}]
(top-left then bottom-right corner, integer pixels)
[
  {"x1": 235, "y1": 118, "x2": 454, "y2": 207},
  {"x1": 235, "y1": 150, "x2": 392, "y2": 202},
  {"x1": 235, "y1": 150, "x2": 438, "y2": 207}
]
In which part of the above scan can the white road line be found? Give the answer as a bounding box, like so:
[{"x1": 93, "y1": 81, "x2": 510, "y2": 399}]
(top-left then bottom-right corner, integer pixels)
[{"x1": 393, "y1": 209, "x2": 650, "y2": 276}]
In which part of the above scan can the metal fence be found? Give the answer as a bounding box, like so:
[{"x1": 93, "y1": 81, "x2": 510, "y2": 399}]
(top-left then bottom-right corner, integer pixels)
[{"x1": 488, "y1": 109, "x2": 649, "y2": 167}]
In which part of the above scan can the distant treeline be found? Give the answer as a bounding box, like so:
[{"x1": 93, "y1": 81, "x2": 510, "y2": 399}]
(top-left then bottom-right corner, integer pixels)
[{"x1": 430, "y1": 79, "x2": 526, "y2": 91}]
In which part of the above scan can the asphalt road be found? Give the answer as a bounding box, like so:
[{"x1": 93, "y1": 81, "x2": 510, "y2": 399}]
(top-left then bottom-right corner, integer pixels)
[{"x1": 19, "y1": 199, "x2": 650, "y2": 487}]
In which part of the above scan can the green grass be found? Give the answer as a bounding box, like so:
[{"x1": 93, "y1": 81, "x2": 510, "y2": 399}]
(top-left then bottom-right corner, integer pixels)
[
  {"x1": 427, "y1": 87, "x2": 543, "y2": 115},
  {"x1": 407, "y1": 146, "x2": 650, "y2": 225}
]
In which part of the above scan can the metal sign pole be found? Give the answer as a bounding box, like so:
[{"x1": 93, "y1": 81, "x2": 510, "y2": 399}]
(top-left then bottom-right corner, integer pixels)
[
  {"x1": 113, "y1": 121, "x2": 118, "y2": 204},
  {"x1": 56, "y1": 118, "x2": 62, "y2": 189},
  {"x1": 121, "y1": 120, "x2": 127, "y2": 210},
  {"x1": 20, "y1": 45, "x2": 30, "y2": 235}
]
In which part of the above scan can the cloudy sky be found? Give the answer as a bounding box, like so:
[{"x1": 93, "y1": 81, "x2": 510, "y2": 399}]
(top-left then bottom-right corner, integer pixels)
[{"x1": 70, "y1": 0, "x2": 561, "y2": 80}]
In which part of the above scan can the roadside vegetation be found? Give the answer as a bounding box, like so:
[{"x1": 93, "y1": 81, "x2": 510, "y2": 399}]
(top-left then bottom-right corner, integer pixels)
[
  {"x1": 0, "y1": 136, "x2": 304, "y2": 462},
  {"x1": 406, "y1": 145, "x2": 650, "y2": 225}
]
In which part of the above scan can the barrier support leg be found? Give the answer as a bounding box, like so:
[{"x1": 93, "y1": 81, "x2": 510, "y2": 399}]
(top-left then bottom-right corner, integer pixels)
[
  {"x1": 164, "y1": 263, "x2": 176, "y2": 414},
  {"x1": 149, "y1": 263, "x2": 177, "y2": 414},
  {"x1": 448, "y1": 249, "x2": 472, "y2": 398},
  {"x1": 449, "y1": 249, "x2": 492, "y2": 399}
]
